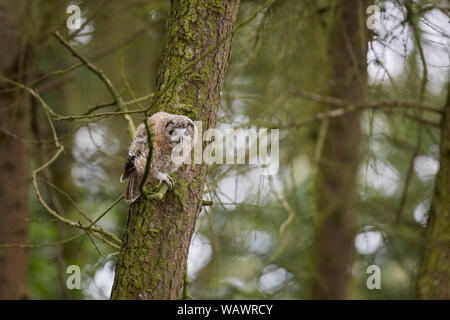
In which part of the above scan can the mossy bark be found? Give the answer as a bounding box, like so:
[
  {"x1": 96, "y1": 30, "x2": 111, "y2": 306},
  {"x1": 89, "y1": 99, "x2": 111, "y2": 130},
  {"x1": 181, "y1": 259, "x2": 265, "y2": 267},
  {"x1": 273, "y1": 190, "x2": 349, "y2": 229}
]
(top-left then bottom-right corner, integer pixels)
[
  {"x1": 310, "y1": 0, "x2": 367, "y2": 299},
  {"x1": 415, "y1": 83, "x2": 450, "y2": 299},
  {"x1": 111, "y1": 0, "x2": 240, "y2": 300},
  {"x1": 0, "y1": 1, "x2": 29, "y2": 300}
]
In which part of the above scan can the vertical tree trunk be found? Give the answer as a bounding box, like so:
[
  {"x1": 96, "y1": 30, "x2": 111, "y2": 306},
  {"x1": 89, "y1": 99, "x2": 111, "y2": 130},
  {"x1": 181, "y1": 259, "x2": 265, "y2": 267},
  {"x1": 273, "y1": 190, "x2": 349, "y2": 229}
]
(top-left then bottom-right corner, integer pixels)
[
  {"x1": 111, "y1": 0, "x2": 240, "y2": 300},
  {"x1": 415, "y1": 83, "x2": 450, "y2": 299},
  {"x1": 310, "y1": 0, "x2": 367, "y2": 299},
  {"x1": 0, "y1": 1, "x2": 29, "y2": 300}
]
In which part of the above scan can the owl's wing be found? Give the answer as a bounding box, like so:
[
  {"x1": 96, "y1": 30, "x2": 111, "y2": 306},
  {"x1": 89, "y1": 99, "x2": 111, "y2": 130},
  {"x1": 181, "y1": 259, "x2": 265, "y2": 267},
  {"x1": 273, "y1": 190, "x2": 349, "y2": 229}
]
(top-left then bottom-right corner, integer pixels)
[
  {"x1": 120, "y1": 123, "x2": 151, "y2": 182},
  {"x1": 120, "y1": 147, "x2": 151, "y2": 182},
  {"x1": 120, "y1": 155, "x2": 136, "y2": 182}
]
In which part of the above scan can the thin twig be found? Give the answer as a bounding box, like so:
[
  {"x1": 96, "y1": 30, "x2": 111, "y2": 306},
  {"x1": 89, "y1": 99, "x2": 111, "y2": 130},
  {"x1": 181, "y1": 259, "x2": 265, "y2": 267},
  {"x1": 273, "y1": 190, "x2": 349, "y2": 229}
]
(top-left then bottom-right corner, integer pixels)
[
  {"x1": 0, "y1": 76, "x2": 122, "y2": 248},
  {"x1": 53, "y1": 31, "x2": 135, "y2": 139},
  {"x1": 395, "y1": 3, "x2": 429, "y2": 224},
  {"x1": 269, "y1": 176, "x2": 295, "y2": 236},
  {"x1": 0, "y1": 233, "x2": 84, "y2": 248}
]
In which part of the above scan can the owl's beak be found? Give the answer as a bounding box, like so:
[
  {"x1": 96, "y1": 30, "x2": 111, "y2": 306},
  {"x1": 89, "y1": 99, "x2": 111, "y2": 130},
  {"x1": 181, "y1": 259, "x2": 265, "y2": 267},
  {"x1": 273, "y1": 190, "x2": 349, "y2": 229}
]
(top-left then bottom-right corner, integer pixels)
[{"x1": 171, "y1": 136, "x2": 183, "y2": 143}]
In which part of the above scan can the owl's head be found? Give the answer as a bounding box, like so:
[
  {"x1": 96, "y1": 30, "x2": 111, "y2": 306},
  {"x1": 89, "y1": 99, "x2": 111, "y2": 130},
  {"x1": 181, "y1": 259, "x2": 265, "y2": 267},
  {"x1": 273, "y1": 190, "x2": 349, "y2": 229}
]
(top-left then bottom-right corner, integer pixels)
[{"x1": 163, "y1": 115, "x2": 197, "y2": 147}]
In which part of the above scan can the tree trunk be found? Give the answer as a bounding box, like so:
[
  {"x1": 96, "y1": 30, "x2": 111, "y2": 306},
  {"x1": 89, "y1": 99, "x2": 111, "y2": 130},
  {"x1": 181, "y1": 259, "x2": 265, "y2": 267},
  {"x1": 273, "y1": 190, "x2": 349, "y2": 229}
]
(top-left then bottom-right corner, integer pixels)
[
  {"x1": 415, "y1": 83, "x2": 450, "y2": 299},
  {"x1": 310, "y1": 0, "x2": 367, "y2": 299},
  {"x1": 0, "y1": 1, "x2": 29, "y2": 300},
  {"x1": 111, "y1": 0, "x2": 240, "y2": 300}
]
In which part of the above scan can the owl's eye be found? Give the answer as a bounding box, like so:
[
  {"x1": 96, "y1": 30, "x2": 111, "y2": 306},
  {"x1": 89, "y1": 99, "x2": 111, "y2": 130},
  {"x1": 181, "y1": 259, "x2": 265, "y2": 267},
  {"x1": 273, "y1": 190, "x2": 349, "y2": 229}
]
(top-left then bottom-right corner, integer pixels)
[
  {"x1": 169, "y1": 130, "x2": 175, "y2": 136},
  {"x1": 184, "y1": 130, "x2": 190, "y2": 136}
]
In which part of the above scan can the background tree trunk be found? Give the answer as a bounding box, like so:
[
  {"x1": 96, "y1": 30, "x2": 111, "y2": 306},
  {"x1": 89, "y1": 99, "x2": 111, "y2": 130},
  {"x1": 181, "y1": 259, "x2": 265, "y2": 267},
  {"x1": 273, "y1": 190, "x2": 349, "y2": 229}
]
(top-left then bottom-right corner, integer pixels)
[
  {"x1": 0, "y1": 1, "x2": 30, "y2": 300},
  {"x1": 310, "y1": 0, "x2": 367, "y2": 299},
  {"x1": 415, "y1": 83, "x2": 450, "y2": 299},
  {"x1": 111, "y1": 0, "x2": 240, "y2": 300}
]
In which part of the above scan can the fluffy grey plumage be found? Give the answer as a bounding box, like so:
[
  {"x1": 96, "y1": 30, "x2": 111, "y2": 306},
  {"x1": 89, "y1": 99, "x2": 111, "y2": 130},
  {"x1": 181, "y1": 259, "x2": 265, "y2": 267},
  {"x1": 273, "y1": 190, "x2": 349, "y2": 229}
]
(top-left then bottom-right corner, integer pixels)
[{"x1": 120, "y1": 112, "x2": 197, "y2": 202}]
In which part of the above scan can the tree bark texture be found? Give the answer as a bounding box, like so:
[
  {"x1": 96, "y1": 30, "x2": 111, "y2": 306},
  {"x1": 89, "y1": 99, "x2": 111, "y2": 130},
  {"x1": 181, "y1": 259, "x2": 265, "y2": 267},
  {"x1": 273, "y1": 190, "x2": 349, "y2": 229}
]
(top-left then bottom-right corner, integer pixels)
[
  {"x1": 111, "y1": 0, "x2": 240, "y2": 299},
  {"x1": 310, "y1": 0, "x2": 367, "y2": 299},
  {"x1": 0, "y1": 1, "x2": 29, "y2": 300},
  {"x1": 415, "y1": 83, "x2": 450, "y2": 299}
]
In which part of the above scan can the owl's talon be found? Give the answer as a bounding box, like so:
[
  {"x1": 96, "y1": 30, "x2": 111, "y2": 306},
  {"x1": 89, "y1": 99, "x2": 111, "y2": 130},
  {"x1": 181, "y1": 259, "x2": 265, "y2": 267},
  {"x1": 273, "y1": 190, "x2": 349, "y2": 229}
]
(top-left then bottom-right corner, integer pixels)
[
  {"x1": 157, "y1": 173, "x2": 174, "y2": 189},
  {"x1": 166, "y1": 175, "x2": 174, "y2": 189}
]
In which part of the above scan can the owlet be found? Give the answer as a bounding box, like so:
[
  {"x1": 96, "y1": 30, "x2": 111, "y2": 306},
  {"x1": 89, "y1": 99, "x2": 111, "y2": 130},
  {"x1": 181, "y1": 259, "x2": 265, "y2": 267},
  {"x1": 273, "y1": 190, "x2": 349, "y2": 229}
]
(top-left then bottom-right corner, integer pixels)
[{"x1": 120, "y1": 112, "x2": 198, "y2": 202}]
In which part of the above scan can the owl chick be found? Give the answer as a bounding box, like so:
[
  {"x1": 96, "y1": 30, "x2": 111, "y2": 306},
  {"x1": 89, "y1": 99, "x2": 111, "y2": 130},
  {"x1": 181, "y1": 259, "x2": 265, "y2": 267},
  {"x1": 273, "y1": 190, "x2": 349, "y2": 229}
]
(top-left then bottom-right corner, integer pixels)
[{"x1": 120, "y1": 112, "x2": 198, "y2": 202}]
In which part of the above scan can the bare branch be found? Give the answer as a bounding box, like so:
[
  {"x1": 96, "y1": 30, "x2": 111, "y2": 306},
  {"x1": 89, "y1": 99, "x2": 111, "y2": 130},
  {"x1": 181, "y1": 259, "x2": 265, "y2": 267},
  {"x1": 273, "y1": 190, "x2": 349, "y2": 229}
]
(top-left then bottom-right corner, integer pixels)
[
  {"x1": 53, "y1": 31, "x2": 136, "y2": 139},
  {"x1": 0, "y1": 75, "x2": 122, "y2": 249}
]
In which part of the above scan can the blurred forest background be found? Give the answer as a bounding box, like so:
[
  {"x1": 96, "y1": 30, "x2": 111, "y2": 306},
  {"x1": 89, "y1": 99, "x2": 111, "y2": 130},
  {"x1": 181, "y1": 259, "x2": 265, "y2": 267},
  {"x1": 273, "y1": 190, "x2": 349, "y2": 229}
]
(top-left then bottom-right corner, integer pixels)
[{"x1": 0, "y1": 0, "x2": 449, "y2": 299}]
